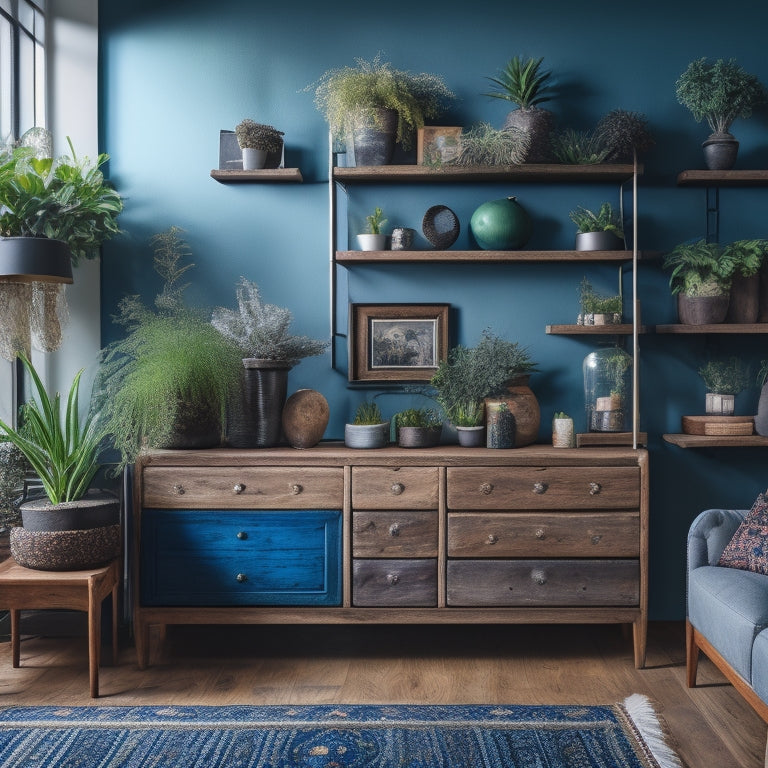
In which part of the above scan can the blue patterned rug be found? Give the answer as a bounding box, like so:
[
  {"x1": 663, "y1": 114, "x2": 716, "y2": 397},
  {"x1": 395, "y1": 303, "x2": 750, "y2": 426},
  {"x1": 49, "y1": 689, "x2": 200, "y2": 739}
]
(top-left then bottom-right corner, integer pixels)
[{"x1": 0, "y1": 697, "x2": 684, "y2": 767}]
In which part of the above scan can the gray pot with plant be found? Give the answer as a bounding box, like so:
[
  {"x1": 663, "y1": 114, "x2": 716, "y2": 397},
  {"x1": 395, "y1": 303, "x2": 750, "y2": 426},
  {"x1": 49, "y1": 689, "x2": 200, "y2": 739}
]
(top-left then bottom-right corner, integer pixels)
[
  {"x1": 485, "y1": 55, "x2": 555, "y2": 163},
  {"x1": 344, "y1": 401, "x2": 389, "y2": 449},
  {"x1": 675, "y1": 58, "x2": 767, "y2": 171},
  {"x1": 569, "y1": 203, "x2": 625, "y2": 252},
  {"x1": 395, "y1": 408, "x2": 442, "y2": 448},
  {"x1": 308, "y1": 54, "x2": 454, "y2": 167},
  {"x1": 698, "y1": 358, "x2": 749, "y2": 416},
  {"x1": 212, "y1": 277, "x2": 329, "y2": 448},
  {"x1": 0, "y1": 353, "x2": 120, "y2": 571},
  {"x1": 234, "y1": 119, "x2": 284, "y2": 170},
  {"x1": 357, "y1": 206, "x2": 390, "y2": 251}
]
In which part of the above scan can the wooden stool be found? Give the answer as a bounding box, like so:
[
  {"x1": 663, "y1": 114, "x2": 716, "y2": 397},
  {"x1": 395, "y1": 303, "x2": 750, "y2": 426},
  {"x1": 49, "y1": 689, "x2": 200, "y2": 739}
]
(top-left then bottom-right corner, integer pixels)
[{"x1": 0, "y1": 557, "x2": 120, "y2": 697}]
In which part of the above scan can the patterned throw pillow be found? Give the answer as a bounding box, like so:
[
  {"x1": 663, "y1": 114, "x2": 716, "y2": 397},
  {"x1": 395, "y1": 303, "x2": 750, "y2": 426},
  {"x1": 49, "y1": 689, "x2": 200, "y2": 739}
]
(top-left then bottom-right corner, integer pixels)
[{"x1": 718, "y1": 492, "x2": 768, "y2": 575}]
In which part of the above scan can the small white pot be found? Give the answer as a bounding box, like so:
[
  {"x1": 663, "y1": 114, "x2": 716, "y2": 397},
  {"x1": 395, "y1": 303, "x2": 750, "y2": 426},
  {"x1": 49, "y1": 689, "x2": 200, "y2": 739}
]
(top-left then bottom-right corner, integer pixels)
[
  {"x1": 242, "y1": 148, "x2": 267, "y2": 170},
  {"x1": 705, "y1": 393, "x2": 735, "y2": 416},
  {"x1": 357, "y1": 234, "x2": 391, "y2": 251}
]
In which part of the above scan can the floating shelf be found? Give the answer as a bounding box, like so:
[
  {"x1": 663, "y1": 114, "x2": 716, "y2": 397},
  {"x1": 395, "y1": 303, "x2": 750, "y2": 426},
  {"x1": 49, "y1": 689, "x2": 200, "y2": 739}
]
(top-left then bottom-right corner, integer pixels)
[
  {"x1": 664, "y1": 434, "x2": 768, "y2": 448},
  {"x1": 336, "y1": 250, "x2": 646, "y2": 264},
  {"x1": 655, "y1": 323, "x2": 768, "y2": 334},
  {"x1": 676, "y1": 169, "x2": 768, "y2": 187},
  {"x1": 210, "y1": 168, "x2": 303, "y2": 183},
  {"x1": 546, "y1": 324, "x2": 646, "y2": 335}
]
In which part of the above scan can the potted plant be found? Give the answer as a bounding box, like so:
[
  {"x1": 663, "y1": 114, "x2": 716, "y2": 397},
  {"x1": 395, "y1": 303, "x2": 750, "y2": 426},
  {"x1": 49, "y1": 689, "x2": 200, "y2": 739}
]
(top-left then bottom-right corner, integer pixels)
[
  {"x1": 584, "y1": 346, "x2": 632, "y2": 432},
  {"x1": 721, "y1": 239, "x2": 768, "y2": 324},
  {"x1": 484, "y1": 55, "x2": 555, "y2": 163},
  {"x1": 551, "y1": 411, "x2": 575, "y2": 448},
  {"x1": 211, "y1": 276, "x2": 329, "y2": 448},
  {"x1": 0, "y1": 353, "x2": 120, "y2": 570},
  {"x1": 0, "y1": 137, "x2": 123, "y2": 357},
  {"x1": 344, "y1": 400, "x2": 389, "y2": 449},
  {"x1": 234, "y1": 119, "x2": 284, "y2": 170},
  {"x1": 675, "y1": 57, "x2": 767, "y2": 170},
  {"x1": 94, "y1": 228, "x2": 243, "y2": 466},
  {"x1": 308, "y1": 53, "x2": 454, "y2": 166},
  {"x1": 569, "y1": 203, "x2": 625, "y2": 251},
  {"x1": 455, "y1": 122, "x2": 531, "y2": 167},
  {"x1": 698, "y1": 358, "x2": 749, "y2": 416},
  {"x1": 395, "y1": 408, "x2": 442, "y2": 448},
  {"x1": 595, "y1": 109, "x2": 655, "y2": 164},
  {"x1": 357, "y1": 206, "x2": 390, "y2": 251},
  {"x1": 550, "y1": 128, "x2": 609, "y2": 165},
  {"x1": 663, "y1": 239, "x2": 732, "y2": 324},
  {"x1": 578, "y1": 277, "x2": 623, "y2": 325}
]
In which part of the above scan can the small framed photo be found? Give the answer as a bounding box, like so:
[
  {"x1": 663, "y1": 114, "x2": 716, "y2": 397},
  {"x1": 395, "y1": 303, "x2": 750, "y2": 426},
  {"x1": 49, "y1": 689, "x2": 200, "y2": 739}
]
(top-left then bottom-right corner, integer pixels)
[
  {"x1": 349, "y1": 303, "x2": 450, "y2": 382},
  {"x1": 417, "y1": 127, "x2": 463, "y2": 166}
]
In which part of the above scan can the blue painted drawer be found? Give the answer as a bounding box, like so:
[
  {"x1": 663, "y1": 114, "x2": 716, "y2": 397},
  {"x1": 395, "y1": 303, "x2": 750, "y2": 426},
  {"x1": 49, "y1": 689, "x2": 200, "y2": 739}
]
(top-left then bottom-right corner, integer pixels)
[{"x1": 141, "y1": 509, "x2": 342, "y2": 606}]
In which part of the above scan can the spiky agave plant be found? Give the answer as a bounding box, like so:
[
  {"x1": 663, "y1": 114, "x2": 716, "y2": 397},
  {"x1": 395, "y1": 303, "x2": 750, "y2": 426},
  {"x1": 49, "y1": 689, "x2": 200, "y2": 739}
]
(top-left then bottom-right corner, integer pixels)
[{"x1": 484, "y1": 55, "x2": 553, "y2": 110}]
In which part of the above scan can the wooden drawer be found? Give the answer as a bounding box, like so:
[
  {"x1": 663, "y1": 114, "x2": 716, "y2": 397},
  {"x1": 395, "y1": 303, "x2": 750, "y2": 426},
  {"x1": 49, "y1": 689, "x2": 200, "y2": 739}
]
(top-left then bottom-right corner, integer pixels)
[
  {"x1": 447, "y1": 466, "x2": 639, "y2": 510},
  {"x1": 447, "y1": 512, "x2": 639, "y2": 558},
  {"x1": 353, "y1": 510, "x2": 438, "y2": 558},
  {"x1": 447, "y1": 559, "x2": 639, "y2": 607},
  {"x1": 142, "y1": 466, "x2": 344, "y2": 509},
  {"x1": 351, "y1": 466, "x2": 439, "y2": 510},
  {"x1": 352, "y1": 559, "x2": 437, "y2": 607},
  {"x1": 140, "y1": 509, "x2": 342, "y2": 606}
]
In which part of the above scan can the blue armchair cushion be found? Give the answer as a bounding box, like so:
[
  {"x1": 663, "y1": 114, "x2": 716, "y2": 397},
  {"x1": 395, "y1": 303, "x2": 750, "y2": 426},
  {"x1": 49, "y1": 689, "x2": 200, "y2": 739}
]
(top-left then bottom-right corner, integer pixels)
[{"x1": 718, "y1": 491, "x2": 768, "y2": 575}]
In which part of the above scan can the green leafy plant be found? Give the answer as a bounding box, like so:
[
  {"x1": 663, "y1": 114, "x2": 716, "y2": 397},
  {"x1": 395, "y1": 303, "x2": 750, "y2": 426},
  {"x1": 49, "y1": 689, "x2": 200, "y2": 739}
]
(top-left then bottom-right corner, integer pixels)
[
  {"x1": 675, "y1": 57, "x2": 767, "y2": 135},
  {"x1": 0, "y1": 138, "x2": 123, "y2": 265},
  {"x1": 211, "y1": 277, "x2": 329, "y2": 362},
  {"x1": 698, "y1": 358, "x2": 750, "y2": 395},
  {"x1": 720, "y1": 239, "x2": 768, "y2": 277},
  {"x1": 484, "y1": 55, "x2": 553, "y2": 110},
  {"x1": 553, "y1": 411, "x2": 570, "y2": 420},
  {"x1": 455, "y1": 123, "x2": 531, "y2": 166},
  {"x1": 365, "y1": 207, "x2": 387, "y2": 235},
  {"x1": 307, "y1": 53, "x2": 454, "y2": 149},
  {"x1": 353, "y1": 401, "x2": 384, "y2": 425},
  {"x1": 578, "y1": 277, "x2": 623, "y2": 316},
  {"x1": 234, "y1": 120, "x2": 284, "y2": 152},
  {"x1": 395, "y1": 408, "x2": 442, "y2": 428},
  {"x1": 604, "y1": 348, "x2": 632, "y2": 397},
  {"x1": 595, "y1": 109, "x2": 654, "y2": 163},
  {"x1": 0, "y1": 353, "x2": 101, "y2": 505},
  {"x1": 550, "y1": 129, "x2": 609, "y2": 165},
  {"x1": 663, "y1": 239, "x2": 732, "y2": 296},
  {"x1": 569, "y1": 203, "x2": 624, "y2": 237}
]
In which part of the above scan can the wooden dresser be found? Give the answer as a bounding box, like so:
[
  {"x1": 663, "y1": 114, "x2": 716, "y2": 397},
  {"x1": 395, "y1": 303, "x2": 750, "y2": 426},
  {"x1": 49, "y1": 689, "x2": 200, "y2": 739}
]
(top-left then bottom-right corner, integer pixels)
[{"x1": 133, "y1": 444, "x2": 649, "y2": 668}]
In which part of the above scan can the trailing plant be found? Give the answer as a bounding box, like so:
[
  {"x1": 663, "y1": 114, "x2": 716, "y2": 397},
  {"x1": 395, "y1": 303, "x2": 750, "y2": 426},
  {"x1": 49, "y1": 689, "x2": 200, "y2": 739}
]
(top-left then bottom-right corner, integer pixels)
[
  {"x1": 663, "y1": 239, "x2": 732, "y2": 296},
  {"x1": 675, "y1": 57, "x2": 767, "y2": 135},
  {"x1": 352, "y1": 401, "x2": 384, "y2": 425},
  {"x1": 0, "y1": 353, "x2": 102, "y2": 505},
  {"x1": 234, "y1": 119, "x2": 284, "y2": 152},
  {"x1": 307, "y1": 53, "x2": 455, "y2": 149},
  {"x1": 698, "y1": 357, "x2": 750, "y2": 395},
  {"x1": 483, "y1": 55, "x2": 554, "y2": 110},
  {"x1": 569, "y1": 203, "x2": 624, "y2": 237},
  {"x1": 365, "y1": 207, "x2": 387, "y2": 235},
  {"x1": 395, "y1": 408, "x2": 442, "y2": 428},
  {"x1": 0, "y1": 137, "x2": 123, "y2": 265},
  {"x1": 550, "y1": 129, "x2": 609, "y2": 165},
  {"x1": 720, "y1": 238, "x2": 768, "y2": 277},
  {"x1": 604, "y1": 348, "x2": 632, "y2": 397},
  {"x1": 454, "y1": 123, "x2": 530, "y2": 166},
  {"x1": 211, "y1": 277, "x2": 329, "y2": 363},
  {"x1": 595, "y1": 109, "x2": 654, "y2": 163},
  {"x1": 578, "y1": 277, "x2": 622, "y2": 316}
]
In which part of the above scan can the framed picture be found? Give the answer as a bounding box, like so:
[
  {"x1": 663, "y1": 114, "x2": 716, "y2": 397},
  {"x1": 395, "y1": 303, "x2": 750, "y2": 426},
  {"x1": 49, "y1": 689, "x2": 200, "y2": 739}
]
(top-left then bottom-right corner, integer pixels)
[
  {"x1": 349, "y1": 304, "x2": 449, "y2": 382},
  {"x1": 417, "y1": 126, "x2": 463, "y2": 166}
]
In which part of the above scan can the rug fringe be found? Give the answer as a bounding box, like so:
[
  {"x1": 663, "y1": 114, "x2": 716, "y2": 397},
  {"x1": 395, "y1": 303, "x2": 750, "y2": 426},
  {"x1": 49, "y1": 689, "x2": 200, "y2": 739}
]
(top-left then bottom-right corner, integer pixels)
[{"x1": 623, "y1": 694, "x2": 684, "y2": 768}]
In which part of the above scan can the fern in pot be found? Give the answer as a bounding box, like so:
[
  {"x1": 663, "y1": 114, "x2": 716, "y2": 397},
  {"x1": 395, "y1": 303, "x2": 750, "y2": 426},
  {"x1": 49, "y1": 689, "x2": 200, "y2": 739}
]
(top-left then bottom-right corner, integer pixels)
[{"x1": 211, "y1": 277, "x2": 329, "y2": 447}]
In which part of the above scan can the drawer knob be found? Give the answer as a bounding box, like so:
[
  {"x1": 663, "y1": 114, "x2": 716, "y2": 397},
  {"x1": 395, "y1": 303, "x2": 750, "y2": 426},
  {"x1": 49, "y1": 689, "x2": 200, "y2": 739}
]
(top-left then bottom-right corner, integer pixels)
[
  {"x1": 589, "y1": 482, "x2": 602, "y2": 495},
  {"x1": 236, "y1": 531, "x2": 248, "y2": 540},
  {"x1": 591, "y1": 534, "x2": 602, "y2": 545},
  {"x1": 387, "y1": 573, "x2": 400, "y2": 585},
  {"x1": 233, "y1": 483, "x2": 245, "y2": 495},
  {"x1": 535, "y1": 528, "x2": 546, "y2": 539},
  {"x1": 236, "y1": 573, "x2": 248, "y2": 583},
  {"x1": 291, "y1": 484, "x2": 303, "y2": 495},
  {"x1": 532, "y1": 481, "x2": 548, "y2": 495},
  {"x1": 479, "y1": 482, "x2": 493, "y2": 495},
  {"x1": 390, "y1": 482, "x2": 405, "y2": 496},
  {"x1": 172, "y1": 483, "x2": 185, "y2": 496},
  {"x1": 531, "y1": 569, "x2": 547, "y2": 586},
  {"x1": 388, "y1": 523, "x2": 401, "y2": 537},
  {"x1": 487, "y1": 533, "x2": 498, "y2": 545}
]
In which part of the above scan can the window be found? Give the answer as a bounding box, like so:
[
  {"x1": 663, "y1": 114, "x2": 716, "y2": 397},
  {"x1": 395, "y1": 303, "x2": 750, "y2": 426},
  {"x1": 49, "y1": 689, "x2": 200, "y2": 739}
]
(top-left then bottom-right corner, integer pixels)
[{"x1": 0, "y1": 0, "x2": 46, "y2": 144}]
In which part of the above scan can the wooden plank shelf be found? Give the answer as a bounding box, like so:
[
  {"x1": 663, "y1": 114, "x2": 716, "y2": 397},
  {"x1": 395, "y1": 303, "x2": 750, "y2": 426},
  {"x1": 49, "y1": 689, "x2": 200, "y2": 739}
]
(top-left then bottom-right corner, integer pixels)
[
  {"x1": 546, "y1": 324, "x2": 646, "y2": 335},
  {"x1": 336, "y1": 250, "x2": 644, "y2": 264},
  {"x1": 210, "y1": 168, "x2": 303, "y2": 183},
  {"x1": 677, "y1": 169, "x2": 768, "y2": 187},
  {"x1": 664, "y1": 433, "x2": 768, "y2": 448},
  {"x1": 655, "y1": 323, "x2": 768, "y2": 334},
  {"x1": 334, "y1": 163, "x2": 641, "y2": 184}
]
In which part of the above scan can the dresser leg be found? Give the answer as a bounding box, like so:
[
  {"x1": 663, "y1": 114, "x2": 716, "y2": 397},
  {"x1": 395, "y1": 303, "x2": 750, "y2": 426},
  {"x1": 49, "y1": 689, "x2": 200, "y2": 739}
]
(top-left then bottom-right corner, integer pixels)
[
  {"x1": 633, "y1": 618, "x2": 647, "y2": 669},
  {"x1": 10, "y1": 609, "x2": 20, "y2": 668}
]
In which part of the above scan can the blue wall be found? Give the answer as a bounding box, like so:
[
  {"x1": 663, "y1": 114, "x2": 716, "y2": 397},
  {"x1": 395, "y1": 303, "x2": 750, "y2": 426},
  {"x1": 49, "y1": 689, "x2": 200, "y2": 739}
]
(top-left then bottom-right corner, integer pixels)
[{"x1": 98, "y1": 0, "x2": 768, "y2": 619}]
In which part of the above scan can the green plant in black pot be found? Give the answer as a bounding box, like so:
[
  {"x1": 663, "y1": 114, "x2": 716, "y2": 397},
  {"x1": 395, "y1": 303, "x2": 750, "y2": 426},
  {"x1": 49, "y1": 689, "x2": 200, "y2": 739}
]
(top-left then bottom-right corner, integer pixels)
[{"x1": 569, "y1": 203, "x2": 624, "y2": 251}]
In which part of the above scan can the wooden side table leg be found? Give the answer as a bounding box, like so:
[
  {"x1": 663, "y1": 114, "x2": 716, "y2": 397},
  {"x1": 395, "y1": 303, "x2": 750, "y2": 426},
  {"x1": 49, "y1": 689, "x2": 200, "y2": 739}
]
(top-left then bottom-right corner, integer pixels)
[
  {"x1": 10, "y1": 608, "x2": 20, "y2": 668},
  {"x1": 88, "y1": 581, "x2": 100, "y2": 698},
  {"x1": 111, "y1": 582, "x2": 119, "y2": 665}
]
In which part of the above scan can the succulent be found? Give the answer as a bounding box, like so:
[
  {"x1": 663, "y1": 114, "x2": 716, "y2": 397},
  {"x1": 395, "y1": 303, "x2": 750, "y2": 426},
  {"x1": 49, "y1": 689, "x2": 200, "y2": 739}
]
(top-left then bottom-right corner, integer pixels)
[
  {"x1": 234, "y1": 119, "x2": 284, "y2": 152},
  {"x1": 484, "y1": 55, "x2": 554, "y2": 110},
  {"x1": 365, "y1": 207, "x2": 387, "y2": 235}
]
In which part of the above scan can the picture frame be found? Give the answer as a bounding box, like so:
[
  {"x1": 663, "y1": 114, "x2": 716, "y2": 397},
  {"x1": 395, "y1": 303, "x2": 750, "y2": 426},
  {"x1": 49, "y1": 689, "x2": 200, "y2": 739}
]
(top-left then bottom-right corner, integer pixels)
[
  {"x1": 349, "y1": 303, "x2": 449, "y2": 382},
  {"x1": 417, "y1": 126, "x2": 463, "y2": 166}
]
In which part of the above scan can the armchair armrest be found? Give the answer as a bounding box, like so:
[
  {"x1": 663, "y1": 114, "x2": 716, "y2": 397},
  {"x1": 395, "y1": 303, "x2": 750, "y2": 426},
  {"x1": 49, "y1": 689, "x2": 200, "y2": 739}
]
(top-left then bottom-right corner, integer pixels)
[{"x1": 687, "y1": 508, "x2": 747, "y2": 572}]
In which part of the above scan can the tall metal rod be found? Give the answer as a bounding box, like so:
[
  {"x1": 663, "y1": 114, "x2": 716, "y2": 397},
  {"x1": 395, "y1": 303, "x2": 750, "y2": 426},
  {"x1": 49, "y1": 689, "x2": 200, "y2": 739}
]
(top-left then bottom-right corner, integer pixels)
[
  {"x1": 632, "y1": 152, "x2": 639, "y2": 450},
  {"x1": 328, "y1": 132, "x2": 337, "y2": 369}
]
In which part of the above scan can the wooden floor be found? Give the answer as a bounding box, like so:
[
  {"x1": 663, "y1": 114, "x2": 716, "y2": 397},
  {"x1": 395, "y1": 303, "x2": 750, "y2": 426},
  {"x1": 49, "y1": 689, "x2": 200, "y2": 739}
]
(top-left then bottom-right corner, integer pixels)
[{"x1": 0, "y1": 618, "x2": 764, "y2": 766}]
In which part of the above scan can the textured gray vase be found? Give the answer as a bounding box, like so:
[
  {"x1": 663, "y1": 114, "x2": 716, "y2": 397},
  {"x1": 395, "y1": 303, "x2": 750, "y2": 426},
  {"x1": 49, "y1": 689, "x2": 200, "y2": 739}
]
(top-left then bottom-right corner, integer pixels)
[
  {"x1": 345, "y1": 108, "x2": 398, "y2": 166},
  {"x1": 503, "y1": 107, "x2": 554, "y2": 163}
]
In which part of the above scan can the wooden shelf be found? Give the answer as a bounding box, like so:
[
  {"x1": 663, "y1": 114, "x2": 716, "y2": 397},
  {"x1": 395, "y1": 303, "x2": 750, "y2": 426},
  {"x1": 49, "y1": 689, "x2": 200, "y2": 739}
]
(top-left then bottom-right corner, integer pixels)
[
  {"x1": 336, "y1": 250, "x2": 645, "y2": 264},
  {"x1": 655, "y1": 323, "x2": 768, "y2": 334},
  {"x1": 334, "y1": 163, "x2": 641, "y2": 184},
  {"x1": 546, "y1": 324, "x2": 645, "y2": 335},
  {"x1": 210, "y1": 168, "x2": 303, "y2": 183},
  {"x1": 664, "y1": 433, "x2": 768, "y2": 448},
  {"x1": 677, "y1": 169, "x2": 768, "y2": 187}
]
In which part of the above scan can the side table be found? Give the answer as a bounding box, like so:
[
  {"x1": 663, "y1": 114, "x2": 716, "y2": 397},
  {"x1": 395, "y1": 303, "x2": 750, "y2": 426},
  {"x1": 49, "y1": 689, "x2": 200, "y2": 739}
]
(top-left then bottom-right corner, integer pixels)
[{"x1": 0, "y1": 557, "x2": 120, "y2": 697}]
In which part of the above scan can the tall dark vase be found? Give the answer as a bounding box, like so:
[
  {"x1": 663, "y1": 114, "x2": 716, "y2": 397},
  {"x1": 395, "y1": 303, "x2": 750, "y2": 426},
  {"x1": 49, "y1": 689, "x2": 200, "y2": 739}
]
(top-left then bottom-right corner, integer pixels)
[
  {"x1": 726, "y1": 273, "x2": 760, "y2": 324},
  {"x1": 345, "y1": 107, "x2": 398, "y2": 166}
]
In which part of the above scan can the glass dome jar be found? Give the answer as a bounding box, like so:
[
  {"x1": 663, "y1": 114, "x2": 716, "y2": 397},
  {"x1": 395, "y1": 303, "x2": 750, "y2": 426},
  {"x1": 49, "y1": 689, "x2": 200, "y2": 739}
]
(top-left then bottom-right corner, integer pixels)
[{"x1": 583, "y1": 346, "x2": 632, "y2": 432}]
